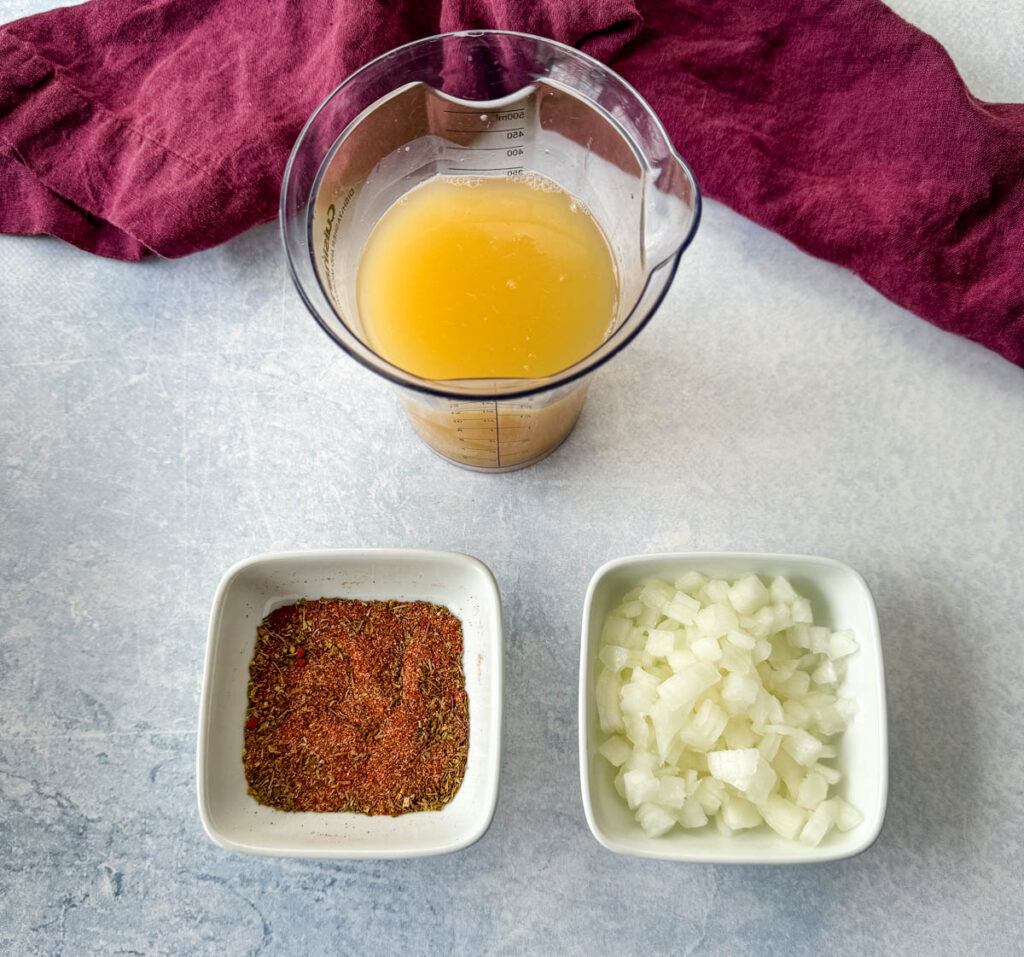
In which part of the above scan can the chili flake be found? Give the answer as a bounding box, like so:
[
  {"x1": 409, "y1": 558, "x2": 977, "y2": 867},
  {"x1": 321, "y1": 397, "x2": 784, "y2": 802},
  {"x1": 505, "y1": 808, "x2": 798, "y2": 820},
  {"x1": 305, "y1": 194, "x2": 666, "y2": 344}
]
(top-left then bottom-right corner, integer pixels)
[{"x1": 242, "y1": 598, "x2": 469, "y2": 815}]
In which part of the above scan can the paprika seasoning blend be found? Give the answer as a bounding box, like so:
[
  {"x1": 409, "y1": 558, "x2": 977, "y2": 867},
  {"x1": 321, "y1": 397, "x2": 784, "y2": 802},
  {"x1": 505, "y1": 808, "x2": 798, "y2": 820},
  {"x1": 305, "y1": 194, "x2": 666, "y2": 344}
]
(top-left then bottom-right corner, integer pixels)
[{"x1": 242, "y1": 598, "x2": 469, "y2": 815}]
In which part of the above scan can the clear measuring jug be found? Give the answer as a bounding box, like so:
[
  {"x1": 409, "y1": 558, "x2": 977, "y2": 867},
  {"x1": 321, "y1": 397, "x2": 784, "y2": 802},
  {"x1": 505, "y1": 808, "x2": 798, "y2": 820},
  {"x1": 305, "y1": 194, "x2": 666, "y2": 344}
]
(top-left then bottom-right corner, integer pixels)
[{"x1": 281, "y1": 31, "x2": 700, "y2": 471}]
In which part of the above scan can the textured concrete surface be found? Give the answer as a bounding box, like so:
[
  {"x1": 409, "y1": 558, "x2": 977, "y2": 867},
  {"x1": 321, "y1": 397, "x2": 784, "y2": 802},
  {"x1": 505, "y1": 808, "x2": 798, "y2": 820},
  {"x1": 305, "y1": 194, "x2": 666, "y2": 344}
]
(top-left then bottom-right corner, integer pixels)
[{"x1": 2, "y1": 1, "x2": 1023, "y2": 954}]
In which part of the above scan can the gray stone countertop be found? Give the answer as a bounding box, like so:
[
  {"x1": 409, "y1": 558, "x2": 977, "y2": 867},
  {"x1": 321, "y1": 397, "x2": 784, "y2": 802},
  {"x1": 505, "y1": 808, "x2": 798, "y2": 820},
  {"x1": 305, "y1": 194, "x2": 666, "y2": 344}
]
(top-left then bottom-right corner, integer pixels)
[{"x1": 2, "y1": 1, "x2": 1022, "y2": 953}]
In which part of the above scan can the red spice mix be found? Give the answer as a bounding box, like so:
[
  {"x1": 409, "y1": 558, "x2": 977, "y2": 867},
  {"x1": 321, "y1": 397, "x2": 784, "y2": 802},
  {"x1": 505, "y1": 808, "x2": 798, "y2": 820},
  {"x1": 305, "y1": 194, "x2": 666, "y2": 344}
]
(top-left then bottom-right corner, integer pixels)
[{"x1": 242, "y1": 598, "x2": 468, "y2": 815}]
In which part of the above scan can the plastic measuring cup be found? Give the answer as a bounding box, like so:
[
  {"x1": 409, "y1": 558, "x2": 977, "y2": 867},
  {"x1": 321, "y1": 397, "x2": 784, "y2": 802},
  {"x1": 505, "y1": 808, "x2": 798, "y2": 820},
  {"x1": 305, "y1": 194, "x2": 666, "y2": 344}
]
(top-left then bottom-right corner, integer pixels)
[{"x1": 281, "y1": 31, "x2": 700, "y2": 472}]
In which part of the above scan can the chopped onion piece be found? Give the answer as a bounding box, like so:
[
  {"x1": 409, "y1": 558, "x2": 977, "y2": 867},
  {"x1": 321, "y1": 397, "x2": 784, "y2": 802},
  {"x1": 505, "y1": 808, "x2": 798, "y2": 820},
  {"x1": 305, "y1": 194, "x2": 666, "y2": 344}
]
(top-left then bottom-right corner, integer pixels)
[
  {"x1": 836, "y1": 697, "x2": 859, "y2": 723},
  {"x1": 723, "y1": 717, "x2": 758, "y2": 749},
  {"x1": 720, "y1": 643, "x2": 755, "y2": 674},
  {"x1": 782, "y1": 728, "x2": 824, "y2": 766},
  {"x1": 622, "y1": 713, "x2": 650, "y2": 749},
  {"x1": 788, "y1": 624, "x2": 812, "y2": 650},
  {"x1": 658, "y1": 662, "x2": 720, "y2": 710},
  {"x1": 664, "y1": 591, "x2": 701, "y2": 624},
  {"x1": 598, "y1": 735, "x2": 633, "y2": 767},
  {"x1": 809, "y1": 626, "x2": 832, "y2": 654},
  {"x1": 757, "y1": 732, "x2": 782, "y2": 762},
  {"x1": 725, "y1": 629, "x2": 756, "y2": 650},
  {"x1": 759, "y1": 794, "x2": 806, "y2": 840},
  {"x1": 800, "y1": 800, "x2": 838, "y2": 846},
  {"x1": 645, "y1": 628, "x2": 676, "y2": 657},
  {"x1": 595, "y1": 669, "x2": 623, "y2": 733},
  {"x1": 728, "y1": 575, "x2": 771, "y2": 615},
  {"x1": 813, "y1": 705, "x2": 848, "y2": 736},
  {"x1": 721, "y1": 796, "x2": 764, "y2": 830},
  {"x1": 688, "y1": 777, "x2": 723, "y2": 815},
  {"x1": 679, "y1": 700, "x2": 729, "y2": 752},
  {"x1": 752, "y1": 639, "x2": 772, "y2": 663},
  {"x1": 769, "y1": 576, "x2": 798, "y2": 603},
  {"x1": 775, "y1": 670, "x2": 810, "y2": 698},
  {"x1": 621, "y1": 679, "x2": 657, "y2": 716},
  {"x1": 782, "y1": 699, "x2": 812, "y2": 728},
  {"x1": 692, "y1": 637, "x2": 723, "y2": 662},
  {"x1": 695, "y1": 604, "x2": 738, "y2": 638},
  {"x1": 769, "y1": 603, "x2": 793, "y2": 632},
  {"x1": 829, "y1": 629, "x2": 859, "y2": 659},
  {"x1": 701, "y1": 579, "x2": 731, "y2": 605},
  {"x1": 708, "y1": 748, "x2": 777, "y2": 804},
  {"x1": 812, "y1": 659, "x2": 838, "y2": 686},
  {"x1": 790, "y1": 597, "x2": 813, "y2": 623},
  {"x1": 814, "y1": 763, "x2": 842, "y2": 785},
  {"x1": 743, "y1": 606, "x2": 777, "y2": 639},
  {"x1": 639, "y1": 581, "x2": 674, "y2": 612},
  {"x1": 623, "y1": 768, "x2": 659, "y2": 809},
  {"x1": 599, "y1": 645, "x2": 632, "y2": 672},
  {"x1": 650, "y1": 701, "x2": 687, "y2": 759},
  {"x1": 679, "y1": 797, "x2": 709, "y2": 828},
  {"x1": 626, "y1": 750, "x2": 658, "y2": 773},
  {"x1": 796, "y1": 770, "x2": 829, "y2": 809},
  {"x1": 637, "y1": 605, "x2": 660, "y2": 628},
  {"x1": 637, "y1": 802, "x2": 677, "y2": 837},
  {"x1": 601, "y1": 616, "x2": 632, "y2": 644},
  {"x1": 656, "y1": 775, "x2": 690, "y2": 808},
  {"x1": 675, "y1": 571, "x2": 707, "y2": 594},
  {"x1": 834, "y1": 798, "x2": 864, "y2": 832},
  {"x1": 722, "y1": 672, "x2": 760, "y2": 708},
  {"x1": 667, "y1": 649, "x2": 697, "y2": 674},
  {"x1": 773, "y1": 748, "x2": 805, "y2": 799}
]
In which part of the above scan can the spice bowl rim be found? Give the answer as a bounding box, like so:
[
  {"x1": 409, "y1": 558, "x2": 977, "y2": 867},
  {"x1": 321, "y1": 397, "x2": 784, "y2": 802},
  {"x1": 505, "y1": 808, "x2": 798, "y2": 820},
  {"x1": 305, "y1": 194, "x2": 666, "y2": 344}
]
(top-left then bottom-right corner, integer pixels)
[
  {"x1": 577, "y1": 551, "x2": 888, "y2": 864},
  {"x1": 197, "y1": 547, "x2": 503, "y2": 858}
]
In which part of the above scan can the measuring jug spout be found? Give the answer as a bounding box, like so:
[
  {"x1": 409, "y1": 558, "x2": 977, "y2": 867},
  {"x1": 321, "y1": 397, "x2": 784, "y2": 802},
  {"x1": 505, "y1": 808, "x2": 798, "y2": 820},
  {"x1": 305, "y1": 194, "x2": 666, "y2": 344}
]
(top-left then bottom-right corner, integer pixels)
[{"x1": 644, "y1": 153, "x2": 702, "y2": 271}]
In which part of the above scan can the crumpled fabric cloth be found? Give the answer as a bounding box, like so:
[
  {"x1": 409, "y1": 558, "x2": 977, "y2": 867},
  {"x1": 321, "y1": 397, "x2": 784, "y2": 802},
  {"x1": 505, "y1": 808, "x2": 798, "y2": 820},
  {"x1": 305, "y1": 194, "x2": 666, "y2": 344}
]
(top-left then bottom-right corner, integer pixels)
[{"x1": 1, "y1": 0, "x2": 1021, "y2": 365}]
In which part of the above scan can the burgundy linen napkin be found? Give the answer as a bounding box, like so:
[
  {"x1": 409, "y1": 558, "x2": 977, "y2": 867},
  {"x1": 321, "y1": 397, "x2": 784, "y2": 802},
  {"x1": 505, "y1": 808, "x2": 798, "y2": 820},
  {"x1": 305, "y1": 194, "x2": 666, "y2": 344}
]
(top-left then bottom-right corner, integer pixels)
[{"x1": 1, "y1": 0, "x2": 1022, "y2": 366}]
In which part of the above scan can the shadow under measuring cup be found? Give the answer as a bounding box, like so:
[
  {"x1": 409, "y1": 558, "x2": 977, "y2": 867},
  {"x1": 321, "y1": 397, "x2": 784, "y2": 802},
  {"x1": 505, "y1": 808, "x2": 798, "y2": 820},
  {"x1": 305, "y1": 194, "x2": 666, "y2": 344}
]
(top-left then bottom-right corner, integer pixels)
[{"x1": 281, "y1": 30, "x2": 701, "y2": 472}]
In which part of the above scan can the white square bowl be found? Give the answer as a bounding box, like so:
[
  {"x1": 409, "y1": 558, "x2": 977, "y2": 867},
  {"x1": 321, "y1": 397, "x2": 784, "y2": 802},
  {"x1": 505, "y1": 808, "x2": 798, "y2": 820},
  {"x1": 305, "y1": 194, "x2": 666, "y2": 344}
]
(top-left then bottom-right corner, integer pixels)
[
  {"x1": 579, "y1": 552, "x2": 887, "y2": 863},
  {"x1": 197, "y1": 548, "x2": 502, "y2": 858}
]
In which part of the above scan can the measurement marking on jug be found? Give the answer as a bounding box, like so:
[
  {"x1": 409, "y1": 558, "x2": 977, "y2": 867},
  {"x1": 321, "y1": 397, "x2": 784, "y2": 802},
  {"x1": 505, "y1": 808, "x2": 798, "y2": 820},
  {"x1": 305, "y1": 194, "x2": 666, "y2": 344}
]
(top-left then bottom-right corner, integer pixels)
[
  {"x1": 443, "y1": 127, "x2": 526, "y2": 136},
  {"x1": 493, "y1": 400, "x2": 501, "y2": 469},
  {"x1": 443, "y1": 109, "x2": 526, "y2": 119},
  {"x1": 450, "y1": 147, "x2": 526, "y2": 155}
]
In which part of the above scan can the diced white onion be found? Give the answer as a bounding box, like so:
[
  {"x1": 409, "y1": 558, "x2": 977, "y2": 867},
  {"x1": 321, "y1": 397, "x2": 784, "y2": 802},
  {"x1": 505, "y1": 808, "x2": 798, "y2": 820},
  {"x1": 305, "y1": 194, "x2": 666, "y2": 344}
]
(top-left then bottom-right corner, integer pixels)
[
  {"x1": 725, "y1": 629, "x2": 756, "y2": 651},
  {"x1": 664, "y1": 591, "x2": 701, "y2": 624},
  {"x1": 599, "y1": 644, "x2": 631, "y2": 672},
  {"x1": 781, "y1": 728, "x2": 824, "y2": 766},
  {"x1": 721, "y1": 796, "x2": 763, "y2": 830},
  {"x1": 623, "y1": 768, "x2": 658, "y2": 809},
  {"x1": 645, "y1": 628, "x2": 676, "y2": 657},
  {"x1": 639, "y1": 581, "x2": 674, "y2": 611},
  {"x1": 829, "y1": 629, "x2": 859, "y2": 659},
  {"x1": 637, "y1": 802, "x2": 677, "y2": 837},
  {"x1": 760, "y1": 794, "x2": 806, "y2": 840},
  {"x1": 799, "y1": 800, "x2": 838, "y2": 846},
  {"x1": 656, "y1": 775, "x2": 689, "y2": 809},
  {"x1": 796, "y1": 770, "x2": 829, "y2": 809},
  {"x1": 675, "y1": 571, "x2": 707, "y2": 594},
  {"x1": 597, "y1": 735, "x2": 633, "y2": 767},
  {"x1": 728, "y1": 575, "x2": 771, "y2": 616},
  {"x1": 834, "y1": 797, "x2": 864, "y2": 831},
  {"x1": 594, "y1": 572, "x2": 861, "y2": 843},
  {"x1": 679, "y1": 797, "x2": 709, "y2": 828}
]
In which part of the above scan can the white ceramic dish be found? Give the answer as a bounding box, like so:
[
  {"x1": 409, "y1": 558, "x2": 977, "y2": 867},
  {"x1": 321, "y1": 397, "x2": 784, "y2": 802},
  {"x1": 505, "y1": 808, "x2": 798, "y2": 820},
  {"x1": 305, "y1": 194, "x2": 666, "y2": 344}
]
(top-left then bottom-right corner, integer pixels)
[
  {"x1": 579, "y1": 552, "x2": 887, "y2": 863},
  {"x1": 197, "y1": 548, "x2": 502, "y2": 858}
]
